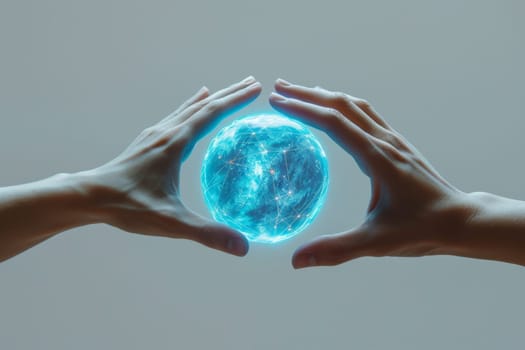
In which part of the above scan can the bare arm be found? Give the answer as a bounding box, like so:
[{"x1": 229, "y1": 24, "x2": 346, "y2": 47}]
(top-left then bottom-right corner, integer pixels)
[
  {"x1": 270, "y1": 79, "x2": 525, "y2": 268},
  {"x1": 0, "y1": 173, "x2": 95, "y2": 261},
  {"x1": 447, "y1": 192, "x2": 525, "y2": 266},
  {"x1": 0, "y1": 76, "x2": 262, "y2": 262}
]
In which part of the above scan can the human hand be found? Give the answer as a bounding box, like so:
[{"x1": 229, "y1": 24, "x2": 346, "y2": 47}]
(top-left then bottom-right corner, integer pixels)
[
  {"x1": 270, "y1": 79, "x2": 472, "y2": 268},
  {"x1": 85, "y1": 77, "x2": 262, "y2": 256}
]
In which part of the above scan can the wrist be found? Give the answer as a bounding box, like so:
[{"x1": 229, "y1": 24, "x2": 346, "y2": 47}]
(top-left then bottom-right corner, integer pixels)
[
  {"x1": 67, "y1": 166, "x2": 143, "y2": 227},
  {"x1": 435, "y1": 191, "x2": 525, "y2": 265},
  {"x1": 427, "y1": 191, "x2": 481, "y2": 255},
  {"x1": 53, "y1": 170, "x2": 115, "y2": 226},
  {"x1": 443, "y1": 191, "x2": 497, "y2": 254}
]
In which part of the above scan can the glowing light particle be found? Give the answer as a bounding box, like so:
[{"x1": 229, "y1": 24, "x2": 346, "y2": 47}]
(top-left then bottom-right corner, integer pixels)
[{"x1": 201, "y1": 114, "x2": 329, "y2": 243}]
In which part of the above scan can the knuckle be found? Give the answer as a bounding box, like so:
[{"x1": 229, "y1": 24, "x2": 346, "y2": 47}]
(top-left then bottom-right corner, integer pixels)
[
  {"x1": 410, "y1": 153, "x2": 428, "y2": 169},
  {"x1": 332, "y1": 92, "x2": 351, "y2": 107},
  {"x1": 354, "y1": 98, "x2": 371, "y2": 109},
  {"x1": 327, "y1": 109, "x2": 345, "y2": 128},
  {"x1": 382, "y1": 130, "x2": 403, "y2": 147},
  {"x1": 325, "y1": 257, "x2": 346, "y2": 266},
  {"x1": 363, "y1": 139, "x2": 381, "y2": 156},
  {"x1": 325, "y1": 106, "x2": 342, "y2": 119},
  {"x1": 153, "y1": 130, "x2": 174, "y2": 148},
  {"x1": 323, "y1": 249, "x2": 355, "y2": 266},
  {"x1": 140, "y1": 126, "x2": 158, "y2": 137},
  {"x1": 174, "y1": 124, "x2": 193, "y2": 144},
  {"x1": 204, "y1": 100, "x2": 222, "y2": 114},
  {"x1": 192, "y1": 99, "x2": 209, "y2": 111},
  {"x1": 377, "y1": 139, "x2": 407, "y2": 162},
  {"x1": 184, "y1": 99, "x2": 208, "y2": 117}
]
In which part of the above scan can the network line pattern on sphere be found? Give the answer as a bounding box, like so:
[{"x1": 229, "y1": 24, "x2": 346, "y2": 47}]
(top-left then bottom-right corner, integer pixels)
[{"x1": 201, "y1": 114, "x2": 329, "y2": 243}]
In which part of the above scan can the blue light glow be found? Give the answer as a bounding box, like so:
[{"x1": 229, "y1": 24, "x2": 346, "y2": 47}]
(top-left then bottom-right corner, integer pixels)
[{"x1": 201, "y1": 113, "x2": 329, "y2": 243}]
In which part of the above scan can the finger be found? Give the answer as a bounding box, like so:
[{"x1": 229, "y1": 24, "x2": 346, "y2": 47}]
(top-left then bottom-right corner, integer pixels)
[
  {"x1": 156, "y1": 87, "x2": 210, "y2": 126},
  {"x1": 274, "y1": 81, "x2": 446, "y2": 186},
  {"x1": 205, "y1": 76, "x2": 257, "y2": 106},
  {"x1": 179, "y1": 82, "x2": 262, "y2": 159},
  {"x1": 172, "y1": 86, "x2": 210, "y2": 116},
  {"x1": 276, "y1": 79, "x2": 390, "y2": 130},
  {"x1": 172, "y1": 206, "x2": 250, "y2": 256},
  {"x1": 275, "y1": 79, "x2": 384, "y2": 134},
  {"x1": 172, "y1": 76, "x2": 258, "y2": 126},
  {"x1": 270, "y1": 92, "x2": 369, "y2": 152},
  {"x1": 270, "y1": 92, "x2": 380, "y2": 175},
  {"x1": 292, "y1": 228, "x2": 371, "y2": 268},
  {"x1": 352, "y1": 98, "x2": 391, "y2": 129}
]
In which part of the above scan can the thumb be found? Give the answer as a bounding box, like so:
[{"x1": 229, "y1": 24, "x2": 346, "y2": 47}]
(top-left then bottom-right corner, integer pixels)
[
  {"x1": 292, "y1": 227, "x2": 371, "y2": 269},
  {"x1": 174, "y1": 206, "x2": 250, "y2": 257}
]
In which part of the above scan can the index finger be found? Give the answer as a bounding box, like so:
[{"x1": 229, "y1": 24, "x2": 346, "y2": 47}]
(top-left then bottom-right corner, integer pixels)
[
  {"x1": 275, "y1": 79, "x2": 390, "y2": 130},
  {"x1": 178, "y1": 82, "x2": 262, "y2": 160},
  {"x1": 269, "y1": 92, "x2": 378, "y2": 171}
]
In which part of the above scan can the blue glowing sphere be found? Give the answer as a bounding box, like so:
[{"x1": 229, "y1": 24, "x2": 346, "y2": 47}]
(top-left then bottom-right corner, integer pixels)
[{"x1": 201, "y1": 114, "x2": 329, "y2": 243}]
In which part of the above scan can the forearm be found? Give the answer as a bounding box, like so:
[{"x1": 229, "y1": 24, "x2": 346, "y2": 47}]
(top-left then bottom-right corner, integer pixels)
[
  {"x1": 446, "y1": 192, "x2": 525, "y2": 266},
  {"x1": 0, "y1": 172, "x2": 97, "y2": 261}
]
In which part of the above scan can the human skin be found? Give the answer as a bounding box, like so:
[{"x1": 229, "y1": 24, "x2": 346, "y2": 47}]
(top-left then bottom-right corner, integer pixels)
[
  {"x1": 0, "y1": 76, "x2": 262, "y2": 262},
  {"x1": 270, "y1": 79, "x2": 525, "y2": 268}
]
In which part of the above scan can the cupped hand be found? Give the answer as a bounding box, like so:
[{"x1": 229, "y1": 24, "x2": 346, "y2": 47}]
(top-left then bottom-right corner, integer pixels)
[
  {"x1": 87, "y1": 76, "x2": 262, "y2": 256},
  {"x1": 270, "y1": 79, "x2": 471, "y2": 268}
]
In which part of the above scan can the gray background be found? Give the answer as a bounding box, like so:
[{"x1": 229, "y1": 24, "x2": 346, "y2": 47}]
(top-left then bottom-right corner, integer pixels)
[{"x1": 0, "y1": 0, "x2": 524, "y2": 349}]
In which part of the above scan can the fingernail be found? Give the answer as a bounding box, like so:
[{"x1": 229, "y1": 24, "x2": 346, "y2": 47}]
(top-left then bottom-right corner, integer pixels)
[
  {"x1": 270, "y1": 92, "x2": 286, "y2": 103},
  {"x1": 294, "y1": 254, "x2": 317, "y2": 269},
  {"x1": 242, "y1": 76, "x2": 256, "y2": 84},
  {"x1": 276, "y1": 78, "x2": 291, "y2": 86},
  {"x1": 227, "y1": 238, "x2": 248, "y2": 256}
]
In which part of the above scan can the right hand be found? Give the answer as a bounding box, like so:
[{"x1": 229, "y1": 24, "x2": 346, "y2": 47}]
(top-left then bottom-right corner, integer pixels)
[{"x1": 270, "y1": 79, "x2": 473, "y2": 268}]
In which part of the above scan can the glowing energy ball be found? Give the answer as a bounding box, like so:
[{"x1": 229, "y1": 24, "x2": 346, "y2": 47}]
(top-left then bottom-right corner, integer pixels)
[{"x1": 201, "y1": 114, "x2": 329, "y2": 243}]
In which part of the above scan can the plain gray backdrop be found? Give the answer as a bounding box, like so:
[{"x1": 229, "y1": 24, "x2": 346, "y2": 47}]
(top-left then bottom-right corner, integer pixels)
[{"x1": 1, "y1": 0, "x2": 524, "y2": 349}]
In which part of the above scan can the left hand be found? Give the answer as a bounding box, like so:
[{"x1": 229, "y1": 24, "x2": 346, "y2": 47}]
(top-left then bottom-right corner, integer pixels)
[{"x1": 85, "y1": 76, "x2": 262, "y2": 256}]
